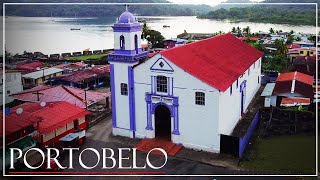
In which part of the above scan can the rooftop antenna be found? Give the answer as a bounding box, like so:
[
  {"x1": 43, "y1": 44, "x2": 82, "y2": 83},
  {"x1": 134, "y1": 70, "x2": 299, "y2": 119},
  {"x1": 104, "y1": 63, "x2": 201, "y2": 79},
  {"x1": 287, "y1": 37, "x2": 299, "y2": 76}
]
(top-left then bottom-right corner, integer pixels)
[
  {"x1": 40, "y1": 102, "x2": 46, "y2": 107},
  {"x1": 16, "y1": 108, "x2": 23, "y2": 115}
]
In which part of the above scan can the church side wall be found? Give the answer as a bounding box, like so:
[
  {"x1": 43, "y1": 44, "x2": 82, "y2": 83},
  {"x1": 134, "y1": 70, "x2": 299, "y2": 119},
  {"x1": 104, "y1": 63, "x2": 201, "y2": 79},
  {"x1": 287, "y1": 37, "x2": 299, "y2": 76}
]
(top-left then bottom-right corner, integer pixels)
[{"x1": 219, "y1": 57, "x2": 262, "y2": 135}]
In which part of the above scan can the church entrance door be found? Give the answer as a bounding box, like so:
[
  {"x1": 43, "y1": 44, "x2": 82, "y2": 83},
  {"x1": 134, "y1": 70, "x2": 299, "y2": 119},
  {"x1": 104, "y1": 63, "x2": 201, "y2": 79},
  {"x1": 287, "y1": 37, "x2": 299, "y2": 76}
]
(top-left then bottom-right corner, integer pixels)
[{"x1": 155, "y1": 105, "x2": 171, "y2": 140}]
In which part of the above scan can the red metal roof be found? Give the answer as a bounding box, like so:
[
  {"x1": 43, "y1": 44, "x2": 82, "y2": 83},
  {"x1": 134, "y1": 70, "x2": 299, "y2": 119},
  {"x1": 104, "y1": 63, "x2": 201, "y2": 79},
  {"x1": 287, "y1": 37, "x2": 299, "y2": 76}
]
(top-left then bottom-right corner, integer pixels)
[
  {"x1": 1, "y1": 103, "x2": 42, "y2": 137},
  {"x1": 276, "y1": 71, "x2": 313, "y2": 85},
  {"x1": 273, "y1": 71, "x2": 314, "y2": 97},
  {"x1": 281, "y1": 97, "x2": 310, "y2": 106},
  {"x1": 160, "y1": 33, "x2": 264, "y2": 91},
  {"x1": 2, "y1": 102, "x2": 90, "y2": 135},
  {"x1": 33, "y1": 102, "x2": 90, "y2": 134},
  {"x1": 12, "y1": 85, "x2": 109, "y2": 108},
  {"x1": 53, "y1": 65, "x2": 110, "y2": 84},
  {"x1": 16, "y1": 62, "x2": 44, "y2": 71},
  {"x1": 287, "y1": 44, "x2": 300, "y2": 49},
  {"x1": 238, "y1": 37, "x2": 259, "y2": 41}
]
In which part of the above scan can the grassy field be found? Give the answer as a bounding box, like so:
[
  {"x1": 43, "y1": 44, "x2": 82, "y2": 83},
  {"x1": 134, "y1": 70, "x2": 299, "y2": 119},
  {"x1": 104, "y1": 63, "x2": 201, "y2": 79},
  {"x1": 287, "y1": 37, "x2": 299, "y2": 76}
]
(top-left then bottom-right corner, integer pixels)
[
  {"x1": 64, "y1": 54, "x2": 107, "y2": 61},
  {"x1": 240, "y1": 135, "x2": 316, "y2": 174}
]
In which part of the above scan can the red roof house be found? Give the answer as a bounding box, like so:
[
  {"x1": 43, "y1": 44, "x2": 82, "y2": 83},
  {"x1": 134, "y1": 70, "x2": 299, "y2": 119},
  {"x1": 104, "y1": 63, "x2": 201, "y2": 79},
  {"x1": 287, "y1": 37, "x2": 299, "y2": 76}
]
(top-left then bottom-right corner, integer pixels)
[
  {"x1": 3, "y1": 102, "x2": 90, "y2": 146},
  {"x1": 273, "y1": 71, "x2": 314, "y2": 98}
]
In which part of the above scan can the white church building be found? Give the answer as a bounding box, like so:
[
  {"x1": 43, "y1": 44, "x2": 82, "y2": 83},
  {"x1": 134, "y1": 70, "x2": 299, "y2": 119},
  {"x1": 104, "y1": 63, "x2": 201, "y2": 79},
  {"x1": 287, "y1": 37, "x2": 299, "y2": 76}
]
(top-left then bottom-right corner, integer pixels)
[{"x1": 109, "y1": 10, "x2": 264, "y2": 153}]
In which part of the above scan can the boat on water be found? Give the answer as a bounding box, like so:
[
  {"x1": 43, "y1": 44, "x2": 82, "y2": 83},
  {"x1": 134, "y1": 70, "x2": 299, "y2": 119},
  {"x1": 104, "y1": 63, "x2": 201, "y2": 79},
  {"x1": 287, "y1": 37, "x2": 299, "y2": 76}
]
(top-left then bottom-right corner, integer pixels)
[
  {"x1": 70, "y1": 13, "x2": 81, "y2": 31},
  {"x1": 163, "y1": 25, "x2": 170, "y2": 28}
]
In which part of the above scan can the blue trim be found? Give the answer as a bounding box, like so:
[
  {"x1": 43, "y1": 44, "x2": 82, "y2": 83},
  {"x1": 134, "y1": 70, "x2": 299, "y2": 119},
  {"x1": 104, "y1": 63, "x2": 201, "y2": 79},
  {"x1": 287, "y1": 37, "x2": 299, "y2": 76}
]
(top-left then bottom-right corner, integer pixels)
[
  {"x1": 230, "y1": 84, "x2": 232, "y2": 95},
  {"x1": 114, "y1": 49, "x2": 143, "y2": 55},
  {"x1": 108, "y1": 51, "x2": 148, "y2": 63},
  {"x1": 171, "y1": 77, "x2": 174, "y2": 95},
  {"x1": 113, "y1": 24, "x2": 142, "y2": 32},
  {"x1": 128, "y1": 66, "x2": 136, "y2": 132},
  {"x1": 172, "y1": 105, "x2": 180, "y2": 135},
  {"x1": 151, "y1": 76, "x2": 153, "y2": 93},
  {"x1": 150, "y1": 58, "x2": 174, "y2": 72},
  {"x1": 153, "y1": 76, "x2": 157, "y2": 93},
  {"x1": 110, "y1": 64, "x2": 117, "y2": 128},
  {"x1": 168, "y1": 77, "x2": 170, "y2": 96},
  {"x1": 145, "y1": 93, "x2": 180, "y2": 135}
]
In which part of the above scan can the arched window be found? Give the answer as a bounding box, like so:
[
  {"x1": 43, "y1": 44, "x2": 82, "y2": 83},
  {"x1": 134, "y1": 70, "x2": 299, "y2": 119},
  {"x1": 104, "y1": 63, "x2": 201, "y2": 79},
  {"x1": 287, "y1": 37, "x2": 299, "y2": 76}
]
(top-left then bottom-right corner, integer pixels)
[
  {"x1": 195, "y1": 92, "x2": 205, "y2": 105},
  {"x1": 134, "y1": 34, "x2": 138, "y2": 54},
  {"x1": 120, "y1": 35, "x2": 125, "y2": 50},
  {"x1": 156, "y1": 75, "x2": 167, "y2": 93}
]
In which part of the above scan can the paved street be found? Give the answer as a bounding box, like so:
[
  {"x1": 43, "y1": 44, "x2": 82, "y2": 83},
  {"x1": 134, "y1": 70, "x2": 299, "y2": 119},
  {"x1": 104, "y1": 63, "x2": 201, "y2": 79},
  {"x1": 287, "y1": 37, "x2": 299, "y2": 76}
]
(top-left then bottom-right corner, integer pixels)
[{"x1": 8, "y1": 115, "x2": 288, "y2": 179}]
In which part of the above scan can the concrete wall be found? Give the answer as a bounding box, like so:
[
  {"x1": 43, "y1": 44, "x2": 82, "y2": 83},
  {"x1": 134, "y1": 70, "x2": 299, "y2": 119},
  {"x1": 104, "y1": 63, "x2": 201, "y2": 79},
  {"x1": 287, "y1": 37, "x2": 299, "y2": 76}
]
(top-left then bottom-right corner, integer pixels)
[
  {"x1": 219, "y1": 57, "x2": 261, "y2": 135},
  {"x1": 0, "y1": 72, "x2": 23, "y2": 104},
  {"x1": 133, "y1": 54, "x2": 221, "y2": 152}
]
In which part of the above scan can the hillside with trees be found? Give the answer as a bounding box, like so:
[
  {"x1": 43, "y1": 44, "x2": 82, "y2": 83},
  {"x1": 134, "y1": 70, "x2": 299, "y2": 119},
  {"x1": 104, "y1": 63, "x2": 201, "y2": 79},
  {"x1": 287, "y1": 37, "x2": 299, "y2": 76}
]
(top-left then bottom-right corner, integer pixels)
[
  {"x1": 2, "y1": 0, "x2": 213, "y2": 17},
  {"x1": 198, "y1": 0, "x2": 318, "y2": 26}
]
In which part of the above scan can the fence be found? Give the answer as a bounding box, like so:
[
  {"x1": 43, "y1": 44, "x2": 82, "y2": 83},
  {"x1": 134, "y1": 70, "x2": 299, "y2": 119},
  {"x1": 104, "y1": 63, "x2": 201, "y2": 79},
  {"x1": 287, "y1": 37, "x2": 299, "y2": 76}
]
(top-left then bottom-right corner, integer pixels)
[{"x1": 220, "y1": 111, "x2": 260, "y2": 158}]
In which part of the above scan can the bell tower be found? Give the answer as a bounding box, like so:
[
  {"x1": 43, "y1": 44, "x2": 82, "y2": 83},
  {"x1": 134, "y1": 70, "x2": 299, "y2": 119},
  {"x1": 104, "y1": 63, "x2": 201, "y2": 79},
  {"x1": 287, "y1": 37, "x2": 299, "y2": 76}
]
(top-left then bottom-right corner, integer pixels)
[{"x1": 109, "y1": 6, "x2": 148, "y2": 138}]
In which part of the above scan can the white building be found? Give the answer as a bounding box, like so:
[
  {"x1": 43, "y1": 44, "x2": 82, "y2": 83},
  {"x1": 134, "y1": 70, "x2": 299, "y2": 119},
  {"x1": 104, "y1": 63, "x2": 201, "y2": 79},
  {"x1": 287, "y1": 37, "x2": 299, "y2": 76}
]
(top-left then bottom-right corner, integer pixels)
[
  {"x1": 109, "y1": 10, "x2": 264, "y2": 153},
  {"x1": 0, "y1": 70, "x2": 23, "y2": 104}
]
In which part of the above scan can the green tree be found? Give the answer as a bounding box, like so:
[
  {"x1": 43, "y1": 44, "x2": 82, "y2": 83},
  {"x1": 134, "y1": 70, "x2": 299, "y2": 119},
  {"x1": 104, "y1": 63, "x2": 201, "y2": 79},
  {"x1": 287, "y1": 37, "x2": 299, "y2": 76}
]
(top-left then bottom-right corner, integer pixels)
[
  {"x1": 269, "y1": 28, "x2": 274, "y2": 34},
  {"x1": 286, "y1": 34, "x2": 294, "y2": 45},
  {"x1": 236, "y1": 26, "x2": 242, "y2": 37},
  {"x1": 142, "y1": 22, "x2": 150, "y2": 39},
  {"x1": 243, "y1": 26, "x2": 251, "y2": 36},
  {"x1": 274, "y1": 39, "x2": 288, "y2": 56},
  {"x1": 146, "y1": 30, "x2": 165, "y2": 48},
  {"x1": 231, "y1": 27, "x2": 236, "y2": 33}
]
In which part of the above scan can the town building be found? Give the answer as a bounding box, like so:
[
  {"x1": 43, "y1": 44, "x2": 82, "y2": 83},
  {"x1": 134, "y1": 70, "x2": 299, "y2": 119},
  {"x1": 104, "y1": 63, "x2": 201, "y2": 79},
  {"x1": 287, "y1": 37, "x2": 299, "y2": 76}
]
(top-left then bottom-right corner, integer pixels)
[
  {"x1": 53, "y1": 62, "x2": 88, "y2": 73},
  {"x1": 0, "y1": 70, "x2": 23, "y2": 104},
  {"x1": 261, "y1": 71, "x2": 313, "y2": 107},
  {"x1": 22, "y1": 67, "x2": 64, "y2": 89},
  {"x1": 4, "y1": 102, "x2": 90, "y2": 146},
  {"x1": 109, "y1": 10, "x2": 263, "y2": 153},
  {"x1": 287, "y1": 47, "x2": 317, "y2": 60},
  {"x1": 163, "y1": 38, "x2": 189, "y2": 49},
  {"x1": 11, "y1": 84, "x2": 108, "y2": 109},
  {"x1": 49, "y1": 65, "x2": 110, "y2": 89}
]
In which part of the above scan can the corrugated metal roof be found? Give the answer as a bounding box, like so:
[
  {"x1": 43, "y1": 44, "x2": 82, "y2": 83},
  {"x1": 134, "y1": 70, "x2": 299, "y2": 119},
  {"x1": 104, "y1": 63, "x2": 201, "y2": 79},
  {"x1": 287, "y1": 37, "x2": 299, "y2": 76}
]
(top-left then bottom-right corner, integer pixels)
[
  {"x1": 12, "y1": 85, "x2": 109, "y2": 108},
  {"x1": 160, "y1": 33, "x2": 264, "y2": 92},
  {"x1": 22, "y1": 68, "x2": 64, "y2": 79},
  {"x1": 261, "y1": 83, "x2": 276, "y2": 96}
]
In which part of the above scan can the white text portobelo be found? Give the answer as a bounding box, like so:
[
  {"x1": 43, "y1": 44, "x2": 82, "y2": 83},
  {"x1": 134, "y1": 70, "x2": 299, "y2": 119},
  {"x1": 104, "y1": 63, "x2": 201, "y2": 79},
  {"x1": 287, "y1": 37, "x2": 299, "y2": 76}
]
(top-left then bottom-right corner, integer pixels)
[{"x1": 10, "y1": 147, "x2": 168, "y2": 170}]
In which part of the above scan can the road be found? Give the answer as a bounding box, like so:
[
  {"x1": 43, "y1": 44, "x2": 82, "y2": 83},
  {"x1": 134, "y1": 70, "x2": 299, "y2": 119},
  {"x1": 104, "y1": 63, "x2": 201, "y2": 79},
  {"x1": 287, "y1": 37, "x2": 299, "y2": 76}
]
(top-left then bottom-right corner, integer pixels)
[{"x1": 22, "y1": 115, "x2": 287, "y2": 179}]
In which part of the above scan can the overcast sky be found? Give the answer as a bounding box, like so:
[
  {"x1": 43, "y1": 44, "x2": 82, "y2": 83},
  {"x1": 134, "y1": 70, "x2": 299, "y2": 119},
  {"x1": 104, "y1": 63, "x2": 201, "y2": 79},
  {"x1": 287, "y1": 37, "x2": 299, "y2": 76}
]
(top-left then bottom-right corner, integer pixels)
[{"x1": 167, "y1": 0, "x2": 264, "y2": 6}]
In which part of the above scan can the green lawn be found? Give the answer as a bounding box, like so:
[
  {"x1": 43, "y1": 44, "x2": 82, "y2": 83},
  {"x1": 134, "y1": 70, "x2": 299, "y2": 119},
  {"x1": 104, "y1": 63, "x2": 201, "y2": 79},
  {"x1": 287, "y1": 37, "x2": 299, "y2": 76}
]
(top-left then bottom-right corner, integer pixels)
[
  {"x1": 240, "y1": 135, "x2": 316, "y2": 174},
  {"x1": 65, "y1": 54, "x2": 107, "y2": 61}
]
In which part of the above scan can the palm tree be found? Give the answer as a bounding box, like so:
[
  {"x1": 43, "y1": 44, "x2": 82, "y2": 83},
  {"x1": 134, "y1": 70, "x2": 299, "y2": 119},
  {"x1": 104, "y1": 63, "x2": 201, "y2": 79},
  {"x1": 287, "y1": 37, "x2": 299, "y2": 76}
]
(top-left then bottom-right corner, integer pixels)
[
  {"x1": 243, "y1": 26, "x2": 251, "y2": 36},
  {"x1": 231, "y1": 27, "x2": 236, "y2": 33},
  {"x1": 269, "y1": 28, "x2": 274, "y2": 34},
  {"x1": 236, "y1": 26, "x2": 241, "y2": 36},
  {"x1": 274, "y1": 39, "x2": 288, "y2": 56},
  {"x1": 142, "y1": 22, "x2": 150, "y2": 39}
]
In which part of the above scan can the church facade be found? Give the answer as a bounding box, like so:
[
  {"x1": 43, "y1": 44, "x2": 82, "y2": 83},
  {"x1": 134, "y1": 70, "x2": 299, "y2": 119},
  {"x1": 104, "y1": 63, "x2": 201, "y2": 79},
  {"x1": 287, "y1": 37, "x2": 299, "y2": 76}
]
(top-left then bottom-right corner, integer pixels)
[{"x1": 109, "y1": 10, "x2": 264, "y2": 153}]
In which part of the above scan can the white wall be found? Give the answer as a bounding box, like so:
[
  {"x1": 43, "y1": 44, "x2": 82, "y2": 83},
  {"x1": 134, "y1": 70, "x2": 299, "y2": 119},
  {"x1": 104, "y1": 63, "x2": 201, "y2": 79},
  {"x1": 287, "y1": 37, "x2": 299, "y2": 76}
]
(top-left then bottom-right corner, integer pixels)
[
  {"x1": 114, "y1": 31, "x2": 142, "y2": 51},
  {"x1": 219, "y1": 57, "x2": 261, "y2": 135},
  {"x1": 134, "y1": 54, "x2": 221, "y2": 152},
  {"x1": 112, "y1": 62, "x2": 135, "y2": 131},
  {"x1": 0, "y1": 72, "x2": 23, "y2": 104}
]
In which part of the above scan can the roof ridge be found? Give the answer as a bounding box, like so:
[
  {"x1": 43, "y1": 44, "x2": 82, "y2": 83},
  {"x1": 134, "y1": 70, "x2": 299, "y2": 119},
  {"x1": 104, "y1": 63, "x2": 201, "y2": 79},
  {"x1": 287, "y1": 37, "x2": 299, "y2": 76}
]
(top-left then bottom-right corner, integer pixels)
[
  {"x1": 61, "y1": 85, "x2": 85, "y2": 104},
  {"x1": 160, "y1": 33, "x2": 231, "y2": 55}
]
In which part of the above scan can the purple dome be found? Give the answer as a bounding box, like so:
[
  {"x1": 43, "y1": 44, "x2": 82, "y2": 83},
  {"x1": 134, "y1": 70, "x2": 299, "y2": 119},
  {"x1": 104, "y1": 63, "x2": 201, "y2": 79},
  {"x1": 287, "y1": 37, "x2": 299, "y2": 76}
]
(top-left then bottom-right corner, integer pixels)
[{"x1": 118, "y1": 11, "x2": 136, "y2": 23}]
